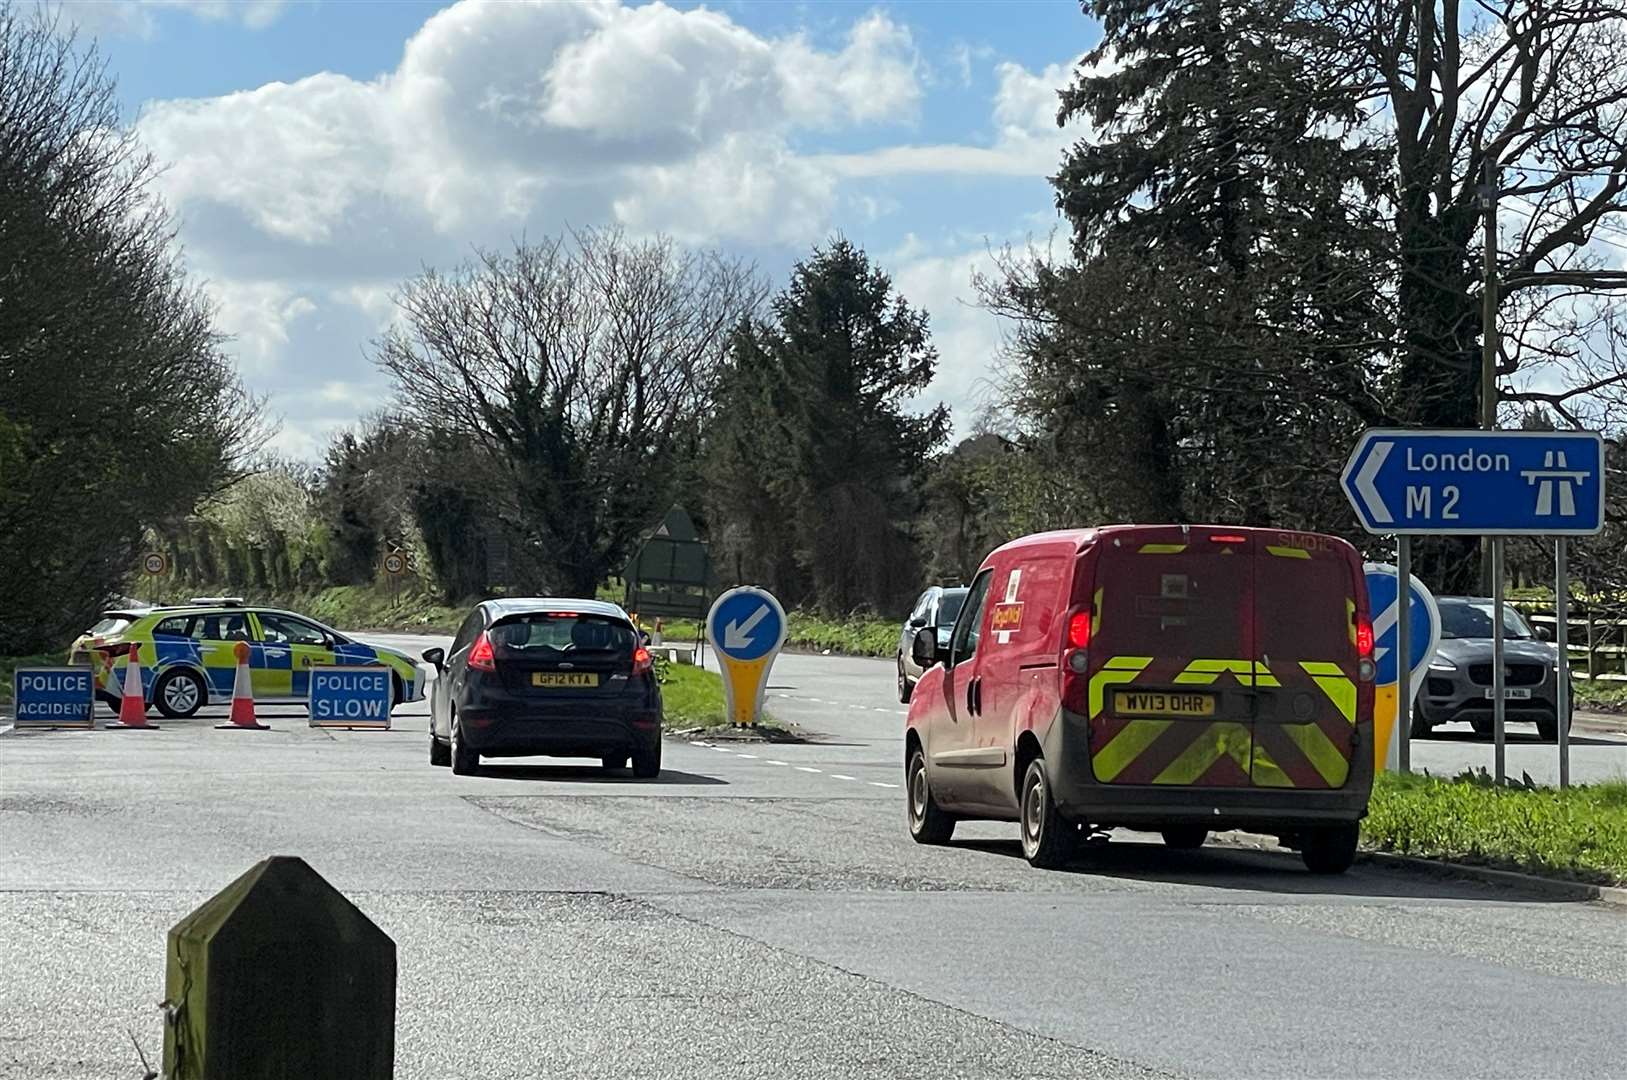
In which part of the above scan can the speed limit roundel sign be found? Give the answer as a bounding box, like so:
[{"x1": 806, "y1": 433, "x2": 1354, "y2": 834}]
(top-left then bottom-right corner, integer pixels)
[
  {"x1": 383, "y1": 552, "x2": 407, "y2": 575},
  {"x1": 142, "y1": 552, "x2": 167, "y2": 576}
]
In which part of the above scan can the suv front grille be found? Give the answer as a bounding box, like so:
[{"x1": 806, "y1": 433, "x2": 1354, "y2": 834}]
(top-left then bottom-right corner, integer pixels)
[{"x1": 1467, "y1": 663, "x2": 1545, "y2": 687}]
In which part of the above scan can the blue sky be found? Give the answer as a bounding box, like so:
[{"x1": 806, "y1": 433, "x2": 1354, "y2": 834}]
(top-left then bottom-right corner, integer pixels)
[{"x1": 70, "y1": 0, "x2": 1102, "y2": 457}]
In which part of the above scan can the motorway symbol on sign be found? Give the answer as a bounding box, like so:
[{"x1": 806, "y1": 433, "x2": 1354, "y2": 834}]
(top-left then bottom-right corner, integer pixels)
[
  {"x1": 13, "y1": 667, "x2": 95, "y2": 729},
  {"x1": 1341, "y1": 429, "x2": 1605, "y2": 536},
  {"x1": 706, "y1": 587, "x2": 788, "y2": 726},
  {"x1": 142, "y1": 552, "x2": 167, "y2": 575},
  {"x1": 308, "y1": 666, "x2": 392, "y2": 729}
]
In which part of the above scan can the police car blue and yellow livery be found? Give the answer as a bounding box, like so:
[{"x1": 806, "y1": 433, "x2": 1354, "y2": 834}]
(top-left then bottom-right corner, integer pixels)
[{"x1": 69, "y1": 600, "x2": 426, "y2": 719}]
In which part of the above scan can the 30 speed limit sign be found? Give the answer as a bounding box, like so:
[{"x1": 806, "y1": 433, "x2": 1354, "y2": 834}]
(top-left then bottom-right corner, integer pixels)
[
  {"x1": 383, "y1": 552, "x2": 407, "y2": 575},
  {"x1": 142, "y1": 552, "x2": 168, "y2": 576}
]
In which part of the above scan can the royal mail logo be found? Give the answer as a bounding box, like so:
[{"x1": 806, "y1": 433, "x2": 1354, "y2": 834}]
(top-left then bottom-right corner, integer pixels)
[{"x1": 990, "y1": 602, "x2": 1024, "y2": 633}]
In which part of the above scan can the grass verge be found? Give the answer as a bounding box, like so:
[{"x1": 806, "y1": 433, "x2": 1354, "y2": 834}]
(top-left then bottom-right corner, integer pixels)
[
  {"x1": 1363, "y1": 771, "x2": 1627, "y2": 885},
  {"x1": 640, "y1": 611, "x2": 898, "y2": 659},
  {"x1": 658, "y1": 661, "x2": 783, "y2": 730},
  {"x1": 1572, "y1": 678, "x2": 1627, "y2": 713},
  {"x1": 2, "y1": 653, "x2": 68, "y2": 703}
]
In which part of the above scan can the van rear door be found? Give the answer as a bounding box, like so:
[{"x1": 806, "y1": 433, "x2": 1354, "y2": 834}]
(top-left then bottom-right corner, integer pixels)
[
  {"x1": 1249, "y1": 536, "x2": 1360, "y2": 789},
  {"x1": 1088, "y1": 529, "x2": 1258, "y2": 787}
]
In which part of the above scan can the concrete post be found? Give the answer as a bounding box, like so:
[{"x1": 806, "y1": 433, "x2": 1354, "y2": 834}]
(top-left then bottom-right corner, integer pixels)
[{"x1": 164, "y1": 856, "x2": 395, "y2": 1079}]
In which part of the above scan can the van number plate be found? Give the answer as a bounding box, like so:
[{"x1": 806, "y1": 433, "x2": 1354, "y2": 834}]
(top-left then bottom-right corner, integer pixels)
[
  {"x1": 1113, "y1": 690, "x2": 1216, "y2": 718},
  {"x1": 532, "y1": 672, "x2": 599, "y2": 688}
]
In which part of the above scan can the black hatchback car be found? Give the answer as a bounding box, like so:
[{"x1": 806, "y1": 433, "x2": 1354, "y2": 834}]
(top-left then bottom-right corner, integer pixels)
[{"x1": 424, "y1": 598, "x2": 662, "y2": 777}]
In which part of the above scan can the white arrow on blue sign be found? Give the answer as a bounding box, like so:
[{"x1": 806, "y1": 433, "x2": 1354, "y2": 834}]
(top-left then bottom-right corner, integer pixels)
[
  {"x1": 707, "y1": 588, "x2": 787, "y2": 662},
  {"x1": 1341, "y1": 429, "x2": 1605, "y2": 536},
  {"x1": 1363, "y1": 565, "x2": 1440, "y2": 687}
]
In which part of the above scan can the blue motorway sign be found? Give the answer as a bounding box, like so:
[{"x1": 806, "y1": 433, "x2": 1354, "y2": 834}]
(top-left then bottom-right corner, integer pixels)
[
  {"x1": 308, "y1": 665, "x2": 392, "y2": 729},
  {"x1": 707, "y1": 588, "x2": 787, "y2": 663},
  {"x1": 13, "y1": 667, "x2": 95, "y2": 729},
  {"x1": 1342, "y1": 429, "x2": 1605, "y2": 536},
  {"x1": 1363, "y1": 566, "x2": 1440, "y2": 686}
]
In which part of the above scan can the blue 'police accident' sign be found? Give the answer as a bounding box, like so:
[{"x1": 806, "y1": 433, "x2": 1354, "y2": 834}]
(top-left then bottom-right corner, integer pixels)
[
  {"x1": 1342, "y1": 429, "x2": 1605, "y2": 536},
  {"x1": 13, "y1": 667, "x2": 95, "y2": 729},
  {"x1": 708, "y1": 588, "x2": 787, "y2": 663},
  {"x1": 308, "y1": 665, "x2": 392, "y2": 729}
]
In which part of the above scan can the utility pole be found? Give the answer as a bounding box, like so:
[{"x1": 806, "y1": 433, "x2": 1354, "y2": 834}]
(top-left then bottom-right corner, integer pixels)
[{"x1": 1479, "y1": 157, "x2": 1500, "y2": 594}]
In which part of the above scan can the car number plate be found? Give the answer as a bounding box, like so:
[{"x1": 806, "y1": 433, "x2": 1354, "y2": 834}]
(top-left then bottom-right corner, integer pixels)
[
  {"x1": 532, "y1": 672, "x2": 599, "y2": 688},
  {"x1": 1483, "y1": 687, "x2": 1532, "y2": 699},
  {"x1": 1113, "y1": 690, "x2": 1216, "y2": 718}
]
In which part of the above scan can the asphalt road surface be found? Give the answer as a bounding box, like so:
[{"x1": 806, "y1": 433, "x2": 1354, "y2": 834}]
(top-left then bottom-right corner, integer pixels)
[{"x1": 3, "y1": 633, "x2": 1625, "y2": 1079}]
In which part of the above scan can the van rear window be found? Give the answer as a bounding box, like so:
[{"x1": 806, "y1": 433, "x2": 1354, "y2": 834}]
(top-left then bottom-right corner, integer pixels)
[{"x1": 1097, "y1": 547, "x2": 1250, "y2": 657}]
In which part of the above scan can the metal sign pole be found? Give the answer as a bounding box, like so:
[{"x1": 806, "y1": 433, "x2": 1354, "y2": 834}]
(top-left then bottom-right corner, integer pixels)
[
  {"x1": 1493, "y1": 537, "x2": 1507, "y2": 785},
  {"x1": 1556, "y1": 538, "x2": 1571, "y2": 789},
  {"x1": 1397, "y1": 536, "x2": 1412, "y2": 774}
]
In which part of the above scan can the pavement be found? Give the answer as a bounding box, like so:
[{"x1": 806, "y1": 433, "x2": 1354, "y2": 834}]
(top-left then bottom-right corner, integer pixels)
[{"x1": 3, "y1": 632, "x2": 1626, "y2": 1079}]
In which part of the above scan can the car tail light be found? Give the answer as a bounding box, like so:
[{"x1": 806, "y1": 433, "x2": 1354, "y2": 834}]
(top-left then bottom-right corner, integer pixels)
[
  {"x1": 468, "y1": 631, "x2": 495, "y2": 672},
  {"x1": 1062, "y1": 606, "x2": 1093, "y2": 713},
  {"x1": 632, "y1": 645, "x2": 652, "y2": 676},
  {"x1": 1068, "y1": 611, "x2": 1091, "y2": 650}
]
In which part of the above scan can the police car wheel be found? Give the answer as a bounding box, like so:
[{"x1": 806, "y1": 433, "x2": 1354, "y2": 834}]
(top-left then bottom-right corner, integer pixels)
[
  {"x1": 907, "y1": 747, "x2": 954, "y2": 845},
  {"x1": 450, "y1": 717, "x2": 479, "y2": 776},
  {"x1": 1301, "y1": 824, "x2": 1359, "y2": 875},
  {"x1": 1019, "y1": 758, "x2": 1074, "y2": 870},
  {"x1": 153, "y1": 670, "x2": 205, "y2": 719}
]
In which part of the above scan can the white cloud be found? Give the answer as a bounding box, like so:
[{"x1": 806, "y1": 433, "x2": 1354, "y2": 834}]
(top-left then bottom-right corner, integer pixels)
[
  {"x1": 894, "y1": 246, "x2": 1005, "y2": 431},
  {"x1": 205, "y1": 280, "x2": 315, "y2": 377},
  {"x1": 61, "y1": 0, "x2": 288, "y2": 38}
]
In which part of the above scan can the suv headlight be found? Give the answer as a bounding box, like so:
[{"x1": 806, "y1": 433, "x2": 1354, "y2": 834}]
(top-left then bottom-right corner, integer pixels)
[{"x1": 1428, "y1": 657, "x2": 1457, "y2": 672}]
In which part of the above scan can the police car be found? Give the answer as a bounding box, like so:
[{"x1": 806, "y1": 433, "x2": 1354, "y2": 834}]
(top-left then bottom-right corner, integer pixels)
[{"x1": 69, "y1": 598, "x2": 426, "y2": 718}]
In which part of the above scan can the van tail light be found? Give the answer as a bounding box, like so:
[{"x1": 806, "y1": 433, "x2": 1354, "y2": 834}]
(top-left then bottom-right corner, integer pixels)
[
  {"x1": 1068, "y1": 611, "x2": 1091, "y2": 650},
  {"x1": 468, "y1": 631, "x2": 496, "y2": 672},
  {"x1": 1355, "y1": 616, "x2": 1374, "y2": 658},
  {"x1": 632, "y1": 645, "x2": 653, "y2": 676},
  {"x1": 1210, "y1": 534, "x2": 1247, "y2": 544}
]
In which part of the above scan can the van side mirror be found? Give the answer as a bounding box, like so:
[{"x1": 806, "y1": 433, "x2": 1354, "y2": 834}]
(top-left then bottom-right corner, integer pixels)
[
  {"x1": 910, "y1": 627, "x2": 940, "y2": 670},
  {"x1": 421, "y1": 647, "x2": 446, "y2": 670}
]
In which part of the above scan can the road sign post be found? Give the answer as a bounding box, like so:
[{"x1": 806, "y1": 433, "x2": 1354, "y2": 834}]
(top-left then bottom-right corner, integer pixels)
[
  {"x1": 705, "y1": 587, "x2": 787, "y2": 728},
  {"x1": 12, "y1": 667, "x2": 95, "y2": 730},
  {"x1": 1396, "y1": 538, "x2": 1411, "y2": 773},
  {"x1": 308, "y1": 666, "x2": 392, "y2": 730},
  {"x1": 1343, "y1": 428, "x2": 1604, "y2": 786},
  {"x1": 1556, "y1": 538, "x2": 1571, "y2": 788}
]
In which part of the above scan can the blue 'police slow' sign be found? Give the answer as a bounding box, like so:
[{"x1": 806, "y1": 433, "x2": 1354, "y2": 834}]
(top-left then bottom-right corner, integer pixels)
[
  {"x1": 308, "y1": 666, "x2": 392, "y2": 729},
  {"x1": 14, "y1": 667, "x2": 95, "y2": 729}
]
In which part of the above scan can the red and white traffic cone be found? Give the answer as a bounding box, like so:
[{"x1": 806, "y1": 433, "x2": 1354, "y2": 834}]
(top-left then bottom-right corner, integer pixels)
[
  {"x1": 109, "y1": 642, "x2": 157, "y2": 729},
  {"x1": 216, "y1": 641, "x2": 267, "y2": 730}
]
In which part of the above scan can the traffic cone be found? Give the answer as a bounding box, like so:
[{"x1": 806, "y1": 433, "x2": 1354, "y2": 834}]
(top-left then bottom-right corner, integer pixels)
[
  {"x1": 217, "y1": 641, "x2": 268, "y2": 730},
  {"x1": 109, "y1": 642, "x2": 157, "y2": 729}
]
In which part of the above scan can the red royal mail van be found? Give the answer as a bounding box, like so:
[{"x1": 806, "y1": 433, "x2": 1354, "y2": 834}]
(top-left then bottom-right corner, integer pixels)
[{"x1": 903, "y1": 525, "x2": 1375, "y2": 873}]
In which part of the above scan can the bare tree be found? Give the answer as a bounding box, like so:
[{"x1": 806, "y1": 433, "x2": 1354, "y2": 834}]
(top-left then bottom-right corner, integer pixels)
[{"x1": 375, "y1": 228, "x2": 764, "y2": 596}]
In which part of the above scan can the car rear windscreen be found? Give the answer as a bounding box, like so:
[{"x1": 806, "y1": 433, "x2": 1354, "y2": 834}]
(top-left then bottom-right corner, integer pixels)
[
  {"x1": 490, "y1": 614, "x2": 635, "y2": 656},
  {"x1": 90, "y1": 616, "x2": 133, "y2": 636}
]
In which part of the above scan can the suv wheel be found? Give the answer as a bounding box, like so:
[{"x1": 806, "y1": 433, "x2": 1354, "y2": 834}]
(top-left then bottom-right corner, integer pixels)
[
  {"x1": 1301, "y1": 824, "x2": 1359, "y2": 875},
  {"x1": 1536, "y1": 712, "x2": 1569, "y2": 742},
  {"x1": 153, "y1": 669, "x2": 205, "y2": 719},
  {"x1": 1019, "y1": 757, "x2": 1075, "y2": 870},
  {"x1": 906, "y1": 746, "x2": 954, "y2": 844}
]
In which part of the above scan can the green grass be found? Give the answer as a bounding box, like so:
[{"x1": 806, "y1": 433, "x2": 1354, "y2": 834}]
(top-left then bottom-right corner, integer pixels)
[
  {"x1": 636, "y1": 611, "x2": 898, "y2": 658},
  {"x1": 1572, "y1": 679, "x2": 1627, "y2": 712},
  {"x1": 1363, "y1": 771, "x2": 1627, "y2": 885},
  {"x1": 2, "y1": 653, "x2": 69, "y2": 702},
  {"x1": 660, "y1": 661, "x2": 755, "y2": 729}
]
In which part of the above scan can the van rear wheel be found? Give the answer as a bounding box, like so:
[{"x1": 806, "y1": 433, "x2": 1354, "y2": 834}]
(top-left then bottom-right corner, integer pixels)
[
  {"x1": 1301, "y1": 824, "x2": 1359, "y2": 875},
  {"x1": 1019, "y1": 758, "x2": 1075, "y2": 870},
  {"x1": 1161, "y1": 827, "x2": 1208, "y2": 850},
  {"x1": 906, "y1": 747, "x2": 954, "y2": 844}
]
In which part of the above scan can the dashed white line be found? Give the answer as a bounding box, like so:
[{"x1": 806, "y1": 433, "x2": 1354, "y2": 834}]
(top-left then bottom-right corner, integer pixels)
[
  {"x1": 710, "y1": 745, "x2": 735, "y2": 752},
  {"x1": 735, "y1": 753, "x2": 758, "y2": 759},
  {"x1": 795, "y1": 766, "x2": 822, "y2": 773},
  {"x1": 0, "y1": 723, "x2": 13, "y2": 737},
  {"x1": 869, "y1": 781, "x2": 899, "y2": 789},
  {"x1": 766, "y1": 760, "x2": 788, "y2": 766}
]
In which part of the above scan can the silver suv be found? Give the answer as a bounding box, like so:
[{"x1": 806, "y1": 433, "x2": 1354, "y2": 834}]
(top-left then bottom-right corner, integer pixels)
[{"x1": 1413, "y1": 597, "x2": 1572, "y2": 742}]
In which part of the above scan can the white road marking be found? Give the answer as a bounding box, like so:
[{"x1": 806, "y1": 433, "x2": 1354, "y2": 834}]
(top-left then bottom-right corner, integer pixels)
[
  {"x1": 795, "y1": 766, "x2": 822, "y2": 773},
  {"x1": 830, "y1": 773, "x2": 856, "y2": 781},
  {"x1": 766, "y1": 760, "x2": 788, "y2": 766},
  {"x1": 735, "y1": 753, "x2": 758, "y2": 759},
  {"x1": 869, "y1": 781, "x2": 898, "y2": 788},
  {"x1": 710, "y1": 746, "x2": 734, "y2": 752},
  {"x1": 0, "y1": 723, "x2": 13, "y2": 737}
]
